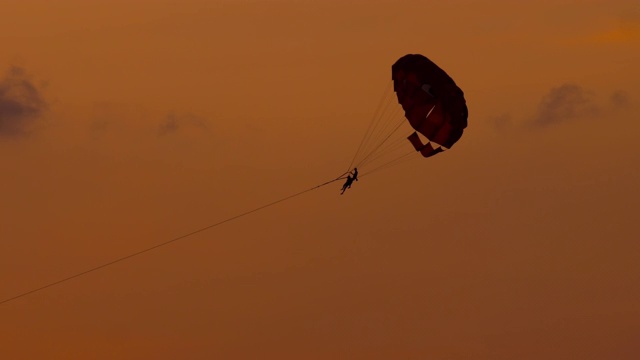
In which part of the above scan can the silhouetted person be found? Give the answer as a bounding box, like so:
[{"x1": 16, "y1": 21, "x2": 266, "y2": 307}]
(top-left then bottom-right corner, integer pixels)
[
  {"x1": 351, "y1": 167, "x2": 358, "y2": 182},
  {"x1": 341, "y1": 175, "x2": 354, "y2": 195}
]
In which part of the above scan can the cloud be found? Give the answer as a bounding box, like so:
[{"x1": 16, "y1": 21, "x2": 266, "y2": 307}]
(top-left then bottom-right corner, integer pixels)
[
  {"x1": 0, "y1": 66, "x2": 47, "y2": 137},
  {"x1": 491, "y1": 113, "x2": 513, "y2": 131},
  {"x1": 529, "y1": 83, "x2": 599, "y2": 128},
  {"x1": 87, "y1": 102, "x2": 148, "y2": 140},
  {"x1": 489, "y1": 84, "x2": 634, "y2": 132},
  {"x1": 610, "y1": 90, "x2": 631, "y2": 109},
  {"x1": 158, "y1": 111, "x2": 209, "y2": 136},
  {"x1": 158, "y1": 115, "x2": 179, "y2": 135}
]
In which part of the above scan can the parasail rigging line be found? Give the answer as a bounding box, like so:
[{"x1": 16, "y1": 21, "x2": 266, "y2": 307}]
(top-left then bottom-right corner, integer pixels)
[
  {"x1": 0, "y1": 173, "x2": 349, "y2": 307},
  {"x1": 346, "y1": 80, "x2": 393, "y2": 172},
  {"x1": 361, "y1": 150, "x2": 418, "y2": 177},
  {"x1": 355, "y1": 114, "x2": 407, "y2": 169}
]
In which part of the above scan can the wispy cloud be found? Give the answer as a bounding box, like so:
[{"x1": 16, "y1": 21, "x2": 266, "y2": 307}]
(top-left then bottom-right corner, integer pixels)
[
  {"x1": 610, "y1": 90, "x2": 631, "y2": 108},
  {"x1": 0, "y1": 66, "x2": 47, "y2": 137},
  {"x1": 490, "y1": 113, "x2": 513, "y2": 131},
  {"x1": 158, "y1": 111, "x2": 209, "y2": 136},
  {"x1": 529, "y1": 83, "x2": 599, "y2": 128},
  {"x1": 492, "y1": 84, "x2": 633, "y2": 132},
  {"x1": 88, "y1": 102, "x2": 146, "y2": 139}
]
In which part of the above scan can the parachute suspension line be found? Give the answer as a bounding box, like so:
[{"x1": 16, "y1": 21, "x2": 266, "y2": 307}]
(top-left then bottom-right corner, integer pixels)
[
  {"x1": 360, "y1": 104, "x2": 401, "y2": 158},
  {"x1": 0, "y1": 173, "x2": 347, "y2": 307},
  {"x1": 353, "y1": 106, "x2": 404, "y2": 171},
  {"x1": 359, "y1": 104, "x2": 437, "y2": 169},
  {"x1": 348, "y1": 77, "x2": 431, "y2": 174},
  {"x1": 358, "y1": 133, "x2": 411, "y2": 169},
  {"x1": 361, "y1": 150, "x2": 418, "y2": 178},
  {"x1": 352, "y1": 85, "x2": 398, "y2": 169},
  {"x1": 364, "y1": 97, "x2": 403, "y2": 151},
  {"x1": 347, "y1": 80, "x2": 393, "y2": 172},
  {"x1": 350, "y1": 81, "x2": 404, "y2": 170},
  {"x1": 359, "y1": 112, "x2": 409, "y2": 166},
  {"x1": 365, "y1": 135, "x2": 407, "y2": 162},
  {"x1": 355, "y1": 111, "x2": 408, "y2": 168}
]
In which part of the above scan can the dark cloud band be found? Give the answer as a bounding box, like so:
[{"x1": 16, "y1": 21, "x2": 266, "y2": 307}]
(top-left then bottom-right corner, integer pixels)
[{"x1": 0, "y1": 66, "x2": 47, "y2": 137}]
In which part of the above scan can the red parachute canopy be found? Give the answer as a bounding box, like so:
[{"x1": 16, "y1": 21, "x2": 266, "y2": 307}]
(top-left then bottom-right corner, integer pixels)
[{"x1": 392, "y1": 54, "x2": 468, "y2": 157}]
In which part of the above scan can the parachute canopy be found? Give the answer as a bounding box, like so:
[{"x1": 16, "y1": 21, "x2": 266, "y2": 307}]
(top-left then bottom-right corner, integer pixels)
[
  {"x1": 347, "y1": 54, "x2": 468, "y2": 176},
  {"x1": 392, "y1": 54, "x2": 468, "y2": 157}
]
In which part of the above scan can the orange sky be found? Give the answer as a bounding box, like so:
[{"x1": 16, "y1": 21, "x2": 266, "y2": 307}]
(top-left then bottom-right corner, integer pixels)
[{"x1": 1, "y1": 0, "x2": 639, "y2": 359}]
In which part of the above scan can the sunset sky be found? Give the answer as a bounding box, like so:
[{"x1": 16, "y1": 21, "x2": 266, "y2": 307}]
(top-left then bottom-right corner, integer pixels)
[{"x1": 1, "y1": 0, "x2": 639, "y2": 359}]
